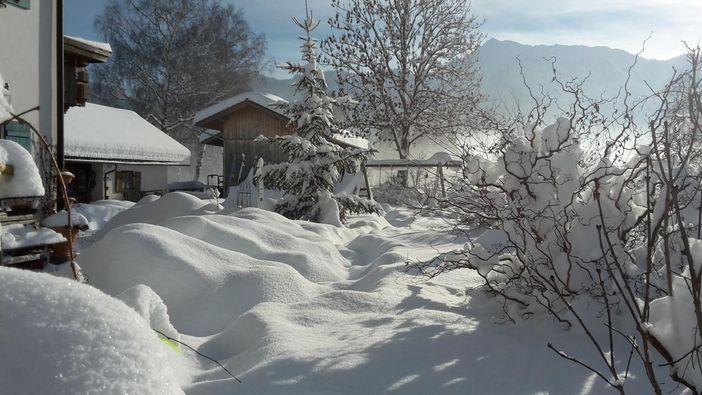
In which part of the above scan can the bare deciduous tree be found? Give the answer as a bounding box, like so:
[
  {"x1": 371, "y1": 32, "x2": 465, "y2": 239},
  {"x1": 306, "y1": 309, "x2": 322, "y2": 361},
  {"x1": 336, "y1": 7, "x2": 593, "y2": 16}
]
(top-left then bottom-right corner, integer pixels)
[
  {"x1": 92, "y1": 0, "x2": 266, "y2": 180},
  {"x1": 412, "y1": 45, "x2": 702, "y2": 394},
  {"x1": 322, "y1": 0, "x2": 484, "y2": 162}
]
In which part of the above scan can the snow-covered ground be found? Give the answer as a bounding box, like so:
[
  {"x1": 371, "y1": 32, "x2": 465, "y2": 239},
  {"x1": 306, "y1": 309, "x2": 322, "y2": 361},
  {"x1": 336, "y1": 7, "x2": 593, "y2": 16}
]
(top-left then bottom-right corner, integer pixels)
[{"x1": 1, "y1": 193, "x2": 687, "y2": 394}]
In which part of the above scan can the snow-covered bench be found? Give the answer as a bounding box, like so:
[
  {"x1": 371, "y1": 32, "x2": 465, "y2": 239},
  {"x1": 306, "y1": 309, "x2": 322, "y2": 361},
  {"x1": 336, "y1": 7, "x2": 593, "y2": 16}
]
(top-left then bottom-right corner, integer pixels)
[{"x1": 0, "y1": 139, "x2": 65, "y2": 270}]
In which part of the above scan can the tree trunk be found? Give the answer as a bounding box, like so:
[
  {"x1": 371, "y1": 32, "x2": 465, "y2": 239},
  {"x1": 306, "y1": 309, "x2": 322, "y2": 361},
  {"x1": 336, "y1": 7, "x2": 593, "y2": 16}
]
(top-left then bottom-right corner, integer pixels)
[{"x1": 397, "y1": 136, "x2": 411, "y2": 187}]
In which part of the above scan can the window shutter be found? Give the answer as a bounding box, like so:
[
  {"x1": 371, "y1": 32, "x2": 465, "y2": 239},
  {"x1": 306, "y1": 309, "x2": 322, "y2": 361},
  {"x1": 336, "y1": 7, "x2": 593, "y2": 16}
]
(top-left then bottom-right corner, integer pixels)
[
  {"x1": 115, "y1": 172, "x2": 124, "y2": 193},
  {"x1": 133, "y1": 172, "x2": 142, "y2": 192},
  {"x1": 4, "y1": 121, "x2": 32, "y2": 152}
]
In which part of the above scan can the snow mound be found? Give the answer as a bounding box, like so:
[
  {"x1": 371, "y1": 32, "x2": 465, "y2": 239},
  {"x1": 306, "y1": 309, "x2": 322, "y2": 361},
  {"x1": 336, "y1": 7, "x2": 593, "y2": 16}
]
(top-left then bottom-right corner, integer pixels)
[
  {"x1": 80, "y1": 223, "x2": 325, "y2": 335},
  {"x1": 232, "y1": 207, "x2": 343, "y2": 241},
  {"x1": 116, "y1": 284, "x2": 180, "y2": 341},
  {"x1": 162, "y1": 213, "x2": 349, "y2": 282},
  {"x1": 95, "y1": 192, "x2": 210, "y2": 238},
  {"x1": 72, "y1": 200, "x2": 134, "y2": 231},
  {"x1": 0, "y1": 267, "x2": 184, "y2": 394},
  {"x1": 0, "y1": 139, "x2": 44, "y2": 198},
  {"x1": 195, "y1": 291, "x2": 390, "y2": 387},
  {"x1": 135, "y1": 194, "x2": 161, "y2": 206}
]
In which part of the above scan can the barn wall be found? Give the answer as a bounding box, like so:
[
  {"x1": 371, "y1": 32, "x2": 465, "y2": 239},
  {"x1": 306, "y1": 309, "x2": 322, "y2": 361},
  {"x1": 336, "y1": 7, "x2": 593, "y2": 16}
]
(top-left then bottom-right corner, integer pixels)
[
  {"x1": 222, "y1": 105, "x2": 291, "y2": 140},
  {"x1": 221, "y1": 105, "x2": 293, "y2": 191}
]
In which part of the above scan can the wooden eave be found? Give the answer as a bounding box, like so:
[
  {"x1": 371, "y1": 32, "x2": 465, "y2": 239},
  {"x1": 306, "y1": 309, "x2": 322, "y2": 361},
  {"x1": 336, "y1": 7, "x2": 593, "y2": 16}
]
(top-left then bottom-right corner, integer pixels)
[
  {"x1": 63, "y1": 37, "x2": 111, "y2": 64},
  {"x1": 194, "y1": 99, "x2": 290, "y2": 132}
]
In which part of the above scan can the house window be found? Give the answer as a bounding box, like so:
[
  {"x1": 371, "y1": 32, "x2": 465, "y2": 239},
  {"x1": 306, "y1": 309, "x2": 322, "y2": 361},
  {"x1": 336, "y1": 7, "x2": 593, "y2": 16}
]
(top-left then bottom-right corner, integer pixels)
[
  {"x1": 0, "y1": 0, "x2": 31, "y2": 10},
  {"x1": 2, "y1": 121, "x2": 32, "y2": 152},
  {"x1": 115, "y1": 171, "x2": 141, "y2": 194}
]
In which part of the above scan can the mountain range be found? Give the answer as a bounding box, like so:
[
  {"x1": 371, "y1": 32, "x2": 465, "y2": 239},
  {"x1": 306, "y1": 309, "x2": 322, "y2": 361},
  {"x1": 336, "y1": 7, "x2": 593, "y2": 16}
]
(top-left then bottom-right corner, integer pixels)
[{"x1": 254, "y1": 38, "x2": 688, "y2": 117}]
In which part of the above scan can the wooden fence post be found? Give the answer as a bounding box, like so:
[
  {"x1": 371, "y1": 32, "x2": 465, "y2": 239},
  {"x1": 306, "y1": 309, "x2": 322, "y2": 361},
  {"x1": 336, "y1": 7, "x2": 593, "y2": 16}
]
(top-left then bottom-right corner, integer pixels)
[
  {"x1": 256, "y1": 157, "x2": 264, "y2": 208},
  {"x1": 438, "y1": 164, "x2": 446, "y2": 198}
]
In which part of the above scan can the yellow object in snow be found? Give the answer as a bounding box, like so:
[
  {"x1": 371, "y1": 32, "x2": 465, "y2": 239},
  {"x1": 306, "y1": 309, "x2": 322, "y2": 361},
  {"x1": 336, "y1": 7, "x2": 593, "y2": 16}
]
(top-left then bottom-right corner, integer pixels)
[
  {"x1": 157, "y1": 333, "x2": 181, "y2": 352},
  {"x1": 0, "y1": 163, "x2": 14, "y2": 175}
]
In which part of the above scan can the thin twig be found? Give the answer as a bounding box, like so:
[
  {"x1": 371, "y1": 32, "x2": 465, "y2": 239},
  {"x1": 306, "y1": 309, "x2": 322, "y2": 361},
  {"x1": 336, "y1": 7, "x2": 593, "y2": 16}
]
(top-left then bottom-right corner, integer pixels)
[{"x1": 153, "y1": 329, "x2": 242, "y2": 384}]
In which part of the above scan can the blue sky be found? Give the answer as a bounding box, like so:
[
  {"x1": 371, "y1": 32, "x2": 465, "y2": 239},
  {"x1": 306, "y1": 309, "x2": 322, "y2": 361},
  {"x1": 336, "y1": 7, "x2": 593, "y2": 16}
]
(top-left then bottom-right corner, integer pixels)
[{"x1": 65, "y1": 0, "x2": 701, "y2": 78}]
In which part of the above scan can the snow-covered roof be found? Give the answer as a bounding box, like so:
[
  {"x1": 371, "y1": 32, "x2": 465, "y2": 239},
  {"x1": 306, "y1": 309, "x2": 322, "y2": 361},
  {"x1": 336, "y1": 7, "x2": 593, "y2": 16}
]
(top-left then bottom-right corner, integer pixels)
[
  {"x1": 194, "y1": 91, "x2": 287, "y2": 127},
  {"x1": 64, "y1": 103, "x2": 191, "y2": 164},
  {"x1": 64, "y1": 35, "x2": 113, "y2": 54},
  {"x1": 198, "y1": 128, "x2": 223, "y2": 144},
  {"x1": 330, "y1": 133, "x2": 370, "y2": 150},
  {"x1": 63, "y1": 36, "x2": 112, "y2": 63}
]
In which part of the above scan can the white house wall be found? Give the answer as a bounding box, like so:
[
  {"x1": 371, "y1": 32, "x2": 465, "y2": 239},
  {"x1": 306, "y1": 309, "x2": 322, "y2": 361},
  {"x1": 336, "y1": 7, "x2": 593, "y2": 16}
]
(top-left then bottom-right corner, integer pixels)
[
  {"x1": 0, "y1": 2, "x2": 57, "y2": 144},
  {"x1": 91, "y1": 163, "x2": 106, "y2": 202},
  {"x1": 96, "y1": 163, "x2": 178, "y2": 202}
]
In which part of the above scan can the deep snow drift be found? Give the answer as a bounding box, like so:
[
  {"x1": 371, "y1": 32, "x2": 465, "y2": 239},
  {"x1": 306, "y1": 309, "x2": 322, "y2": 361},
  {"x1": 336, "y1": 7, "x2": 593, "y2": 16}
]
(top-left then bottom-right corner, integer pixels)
[
  {"x1": 3, "y1": 195, "x2": 686, "y2": 394},
  {"x1": 71, "y1": 199, "x2": 134, "y2": 230}
]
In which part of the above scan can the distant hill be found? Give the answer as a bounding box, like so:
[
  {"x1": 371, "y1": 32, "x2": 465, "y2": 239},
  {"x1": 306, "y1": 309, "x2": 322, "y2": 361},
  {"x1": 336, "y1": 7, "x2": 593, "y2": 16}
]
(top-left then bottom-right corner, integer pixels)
[
  {"x1": 254, "y1": 38, "x2": 688, "y2": 118},
  {"x1": 254, "y1": 71, "x2": 338, "y2": 102},
  {"x1": 477, "y1": 39, "x2": 686, "y2": 116}
]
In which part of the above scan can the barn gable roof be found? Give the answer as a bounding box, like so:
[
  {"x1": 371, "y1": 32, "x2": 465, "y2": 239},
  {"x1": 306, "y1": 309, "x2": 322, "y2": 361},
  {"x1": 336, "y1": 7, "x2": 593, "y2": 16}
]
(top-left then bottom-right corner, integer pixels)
[
  {"x1": 193, "y1": 91, "x2": 288, "y2": 130},
  {"x1": 194, "y1": 91, "x2": 370, "y2": 150}
]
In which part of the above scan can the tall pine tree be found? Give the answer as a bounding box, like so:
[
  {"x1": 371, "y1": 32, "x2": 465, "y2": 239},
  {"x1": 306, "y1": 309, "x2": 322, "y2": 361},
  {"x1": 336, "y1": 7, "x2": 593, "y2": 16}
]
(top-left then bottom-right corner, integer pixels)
[{"x1": 257, "y1": 12, "x2": 382, "y2": 225}]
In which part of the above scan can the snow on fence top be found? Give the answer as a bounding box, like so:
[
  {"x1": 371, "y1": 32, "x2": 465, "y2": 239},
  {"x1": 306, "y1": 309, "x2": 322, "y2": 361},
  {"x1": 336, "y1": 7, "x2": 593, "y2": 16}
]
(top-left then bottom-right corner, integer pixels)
[
  {"x1": 64, "y1": 103, "x2": 191, "y2": 164},
  {"x1": 1, "y1": 224, "x2": 65, "y2": 250},
  {"x1": 366, "y1": 152, "x2": 462, "y2": 167}
]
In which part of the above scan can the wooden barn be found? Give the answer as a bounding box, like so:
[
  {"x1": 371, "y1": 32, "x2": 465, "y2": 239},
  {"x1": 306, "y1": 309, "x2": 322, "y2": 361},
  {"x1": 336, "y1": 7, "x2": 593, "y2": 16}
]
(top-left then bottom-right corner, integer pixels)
[{"x1": 194, "y1": 91, "x2": 371, "y2": 195}]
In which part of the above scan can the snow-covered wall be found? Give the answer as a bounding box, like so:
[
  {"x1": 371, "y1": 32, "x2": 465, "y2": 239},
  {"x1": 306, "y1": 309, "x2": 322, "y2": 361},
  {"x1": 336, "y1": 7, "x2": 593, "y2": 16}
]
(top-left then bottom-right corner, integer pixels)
[{"x1": 0, "y1": 2, "x2": 57, "y2": 144}]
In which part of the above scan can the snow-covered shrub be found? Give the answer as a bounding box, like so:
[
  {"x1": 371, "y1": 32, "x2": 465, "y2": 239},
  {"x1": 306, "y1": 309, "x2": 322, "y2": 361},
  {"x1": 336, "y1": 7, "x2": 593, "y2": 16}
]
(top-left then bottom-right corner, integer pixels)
[
  {"x1": 423, "y1": 116, "x2": 655, "y2": 318},
  {"x1": 372, "y1": 181, "x2": 426, "y2": 207},
  {"x1": 256, "y1": 15, "x2": 382, "y2": 225},
  {"x1": 416, "y1": 47, "x2": 702, "y2": 393}
]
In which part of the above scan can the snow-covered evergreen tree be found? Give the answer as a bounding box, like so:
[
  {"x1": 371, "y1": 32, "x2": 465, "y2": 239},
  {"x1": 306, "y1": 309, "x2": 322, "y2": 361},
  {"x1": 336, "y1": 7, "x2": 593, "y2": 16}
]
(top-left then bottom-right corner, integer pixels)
[{"x1": 257, "y1": 13, "x2": 382, "y2": 225}]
